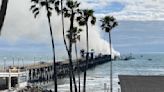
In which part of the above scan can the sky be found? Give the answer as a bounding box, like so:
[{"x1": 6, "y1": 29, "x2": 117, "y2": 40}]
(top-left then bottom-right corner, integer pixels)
[
  {"x1": 79, "y1": 0, "x2": 164, "y2": 20},
  {"x1": 0, "y1": 0, "x2": 164, "y2": 60}
]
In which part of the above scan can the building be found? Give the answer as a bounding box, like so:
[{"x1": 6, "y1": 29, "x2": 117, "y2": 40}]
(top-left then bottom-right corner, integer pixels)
[{"x1": 0, "y1": 66, "x2": 28, "y2": 91}]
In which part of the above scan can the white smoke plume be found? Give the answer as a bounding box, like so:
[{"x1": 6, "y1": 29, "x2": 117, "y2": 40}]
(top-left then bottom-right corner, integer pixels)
[{"x1": 77, "y1": 22, "x2": 120, "y2": 59}]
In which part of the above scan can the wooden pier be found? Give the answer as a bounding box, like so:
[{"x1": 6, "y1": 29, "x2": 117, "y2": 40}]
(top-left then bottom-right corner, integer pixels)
[{"x1": 25, "y1": 55, "x2": 111, "y2": 83}]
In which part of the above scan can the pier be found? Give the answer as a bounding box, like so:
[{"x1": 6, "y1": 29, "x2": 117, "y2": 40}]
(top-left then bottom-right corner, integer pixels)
[{"x1": 26, "y1": 55, "x2": 111, "y2": 83}]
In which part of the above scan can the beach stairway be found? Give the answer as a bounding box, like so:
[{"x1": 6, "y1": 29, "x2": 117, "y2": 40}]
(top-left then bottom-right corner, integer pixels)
[{"x1": 119, "y1": 75, "x2": 164, "y2": 92}]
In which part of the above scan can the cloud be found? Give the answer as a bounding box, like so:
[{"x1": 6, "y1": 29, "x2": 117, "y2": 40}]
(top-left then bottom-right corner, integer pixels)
[{"x1": 80, "y1": 0, "x2": 164, "y2": 20}]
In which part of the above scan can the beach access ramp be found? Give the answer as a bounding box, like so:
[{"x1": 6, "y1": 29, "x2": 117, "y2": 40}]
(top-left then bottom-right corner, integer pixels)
[{"x1": 119, "y1": 75, "x2": 164, "y2": 92}]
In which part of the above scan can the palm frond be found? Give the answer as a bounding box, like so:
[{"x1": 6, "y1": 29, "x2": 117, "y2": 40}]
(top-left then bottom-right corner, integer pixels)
[
  {"x1": 31, "y1": 0, "x2": 39, "y2": 3},
  {"x1": 77, "y1": 35, "x2": 80, "y2": 41},
  {"x1": 49, "y1": 0, "x2": 55, "y2": 3},
  {"x1": 64, "y1": 11, "x2": 71, "y2": 17},
  {"x1": 55, "y1": 6, "x2": 61, "y2": 15},
  {"x1": 100, "y1": 23, "x2": 105, "y2": 30},
  {"x1": 55, "y1": 0, "x2": 60, "y2": 6},
  {"x1": 40, "y1": 1, "x2": 47, "y2": 6},
  {"x1": 76, "y1": 16, "x2": 82, "y2": 21},
  {"x1": 75, "y1": 2, "x2": 80, "y2": 8},
  {"x1": 105, "y1": 27, "x2": 110, "y2": 32},
  {"x1": 100, "y1": 15, "x2": 118, "y2": 32},
  {"x1": 91, "y1": 16, "x2": 96, "y2": 25},
  {"x1": 72, "y1": 27, "x2": 78, "y2": 33},
  {"x1": 34, "y1": 11, "x2": 39, "y2": 18},
  {"x1": 78, "y1": 28, "x2": 83, "y2": 33},
  {"x1": 30, "y1": 5, "x2": 36, "y2": 10},
  {"x1": 88, "y1": 9, "x2": 94, "y2": 16},
  {"x1": 32, "y1": 7, "x2": 39, "y2": 13},
  {"x1": 113, "y1": 22, "x2": 118, "y2": 28},
  {"x1": 78, "y1": 20, "x2": 85, "y2": 26},
  {"x1": 77, "y1": 9, "x2": 82, "y2": 15},
  {"x1": 66, "y1": 0, "x2": 74, "y2": 9},
  {"x1": 48, "y1": 6, "x2": 53, "y2": 10},
  {"x1": 63, "y1": 7, "x2": 68, "y2": 12}
]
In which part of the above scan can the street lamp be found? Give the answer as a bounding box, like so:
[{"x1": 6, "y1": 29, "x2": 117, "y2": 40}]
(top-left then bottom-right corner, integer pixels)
[
  {"x1": 3, "y1": 57, "x2": 7, "y2": 70},
  {"x1": 34, "y1": 57, "x2": 36, "y2": 65},
  {"x1": 18, "y1": 57, "x2": 20, "y2": 68},
  {"x1": 22, "y1": 57, "x2": 24, "y2": 67},
  {"x1": 12, "y1": 57, "x2": 15, "y2": 67}
]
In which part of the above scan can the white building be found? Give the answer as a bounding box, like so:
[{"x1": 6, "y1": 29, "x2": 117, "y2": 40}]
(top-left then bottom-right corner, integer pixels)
[{"x1": 0, "y1": 67, "x2": 28, "y2": 91}]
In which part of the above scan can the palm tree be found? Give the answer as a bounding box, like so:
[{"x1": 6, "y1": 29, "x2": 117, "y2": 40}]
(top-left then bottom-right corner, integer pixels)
[
  {"x1": 0, "y1": 0, "x2": 9, "y2": 34},
  {"x1": 76, "y1": 9, "x2": 96, "y2": 92},
  {"x1": 100, "y1": 16, "x2": 118, "y2": 92},
  {"x1": 30, "y1": 0, "x2": 58, "y2": 91},
  {"x1": 53, "y1": 1, "x2": 77, "y2": 91},
  {"x1": 54, "y1": 1, "x2": 75, "y2": 91},
  {"x1": 62, "y1": 0, "x2": 81, "y2": 92},
  {"x1": 69, "y1": 27, "x2": 82, "y2": 92}
]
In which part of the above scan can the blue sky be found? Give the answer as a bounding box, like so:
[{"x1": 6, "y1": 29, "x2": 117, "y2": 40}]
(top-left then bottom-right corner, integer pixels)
[
  {"x1": 95, "y1": 2, "x2": 125, "y2": 13},
  {"x1": 81, "y1": 0, "x2": 164, "y2": 20},
  {"x1": 109, "y1": 21, "x2": 164, "y2": 54},
  {"x1": 1, "y1": 0, "x2": 164, "y2": 60}
]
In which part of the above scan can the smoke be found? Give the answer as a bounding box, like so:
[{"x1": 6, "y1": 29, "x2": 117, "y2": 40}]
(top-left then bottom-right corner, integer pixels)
[
  {"x1": 77, "y1": 22, "x2": 120, "y2": 59},
  {"x1": 54, "y1": 14, "x2": 120, "y2": 58},
  {"x1": 51, "y1": 15, "x2": 121, "y2": 59}
]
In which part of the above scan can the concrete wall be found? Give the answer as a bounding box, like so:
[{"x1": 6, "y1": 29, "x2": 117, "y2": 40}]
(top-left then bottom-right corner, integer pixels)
[{"x1": 119, "y1": 75, "x2": 164, "y2": 92}]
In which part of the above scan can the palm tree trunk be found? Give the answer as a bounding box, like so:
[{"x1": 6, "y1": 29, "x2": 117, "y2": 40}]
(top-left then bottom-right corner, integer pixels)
[
  {"x1": 60, "y1": 1, "x2": 73, "y2": 92},
  {"x1": 0, "y1": 0, "x2": 8, "y2": 34},
  {"x1": 75, "y1": 43, "x2": 81, "y2": 92},
  {"x1": 47, "y1": 16, "x2": 58, "y2": 92},
  {"x1": 45, "y1": 0, "x2": 58, "y2": 91},
  {"x1": 61, "y1": 0, "x2": 68, "y2": 52},
  {"x1": 83, "y1": 23, "x2": 89, "y2": 92},
  {"x1": 109, "y1": 32, "x2": 113, "y2": 92},
  {"x1": 45, "y1": 1, "x2": 58, "y2": 90},
  {"x1": 68, "y1": 52, "x2": 78, "y2": 92},
  {"x1": 68, "y1": 40, "x2": 77, "y2": 92},
  {"x1": 68, "y1": 49, "x2": 73, "y2": 92},
  {"x1": 68, "y1": 12, "x2": 74, "y2": 92},
  {"x1": 69, "y1": 11, "x2": 77, "y2": 92}
]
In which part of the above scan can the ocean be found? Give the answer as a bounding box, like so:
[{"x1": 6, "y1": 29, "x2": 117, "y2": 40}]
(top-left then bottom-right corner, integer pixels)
[{"x1": 37, "y1": 53, "x2": 164, "y2": 92}]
